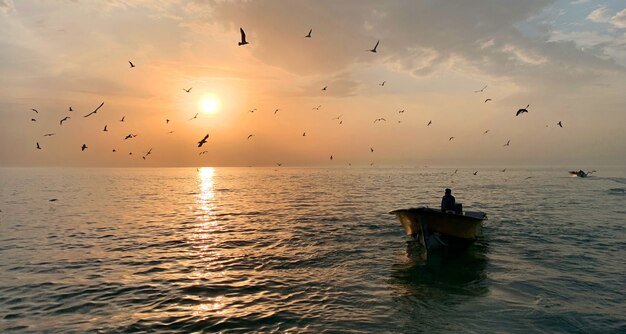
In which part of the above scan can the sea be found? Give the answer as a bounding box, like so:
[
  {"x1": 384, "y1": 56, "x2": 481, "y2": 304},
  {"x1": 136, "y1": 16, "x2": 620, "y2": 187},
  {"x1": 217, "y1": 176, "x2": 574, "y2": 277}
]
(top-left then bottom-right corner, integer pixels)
[{"x1": 1, "y1": 167, "x2": 625, "y2": 333}]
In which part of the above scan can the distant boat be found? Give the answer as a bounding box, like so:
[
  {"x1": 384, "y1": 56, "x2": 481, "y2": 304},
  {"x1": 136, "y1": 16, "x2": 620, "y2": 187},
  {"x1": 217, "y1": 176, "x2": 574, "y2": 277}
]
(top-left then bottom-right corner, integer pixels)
[
  {"x1": 569, "y1": 170, "x2": 596, "y2": 178},
  {"x1": 390, "y1": 207, "x2": 487, "y2": 253}
]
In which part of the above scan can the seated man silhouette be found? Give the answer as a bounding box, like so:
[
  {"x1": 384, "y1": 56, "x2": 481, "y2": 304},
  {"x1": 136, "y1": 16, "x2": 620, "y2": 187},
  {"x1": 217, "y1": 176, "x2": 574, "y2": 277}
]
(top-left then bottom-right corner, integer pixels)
[{"x1": 441, "y1": 188, "x2": 456, "y2": 213}]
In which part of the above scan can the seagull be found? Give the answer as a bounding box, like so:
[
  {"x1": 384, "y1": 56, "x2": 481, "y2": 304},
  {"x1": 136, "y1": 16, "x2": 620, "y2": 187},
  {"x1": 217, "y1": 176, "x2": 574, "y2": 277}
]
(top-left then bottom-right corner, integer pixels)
[
  {"x1": 484, "y1": 129, "x2": 490, "y2": 134},
  {"x1": 453, "y1": 169, "x2": 458, "y2": 175},
  {"x1": 183, "y1": 87, "x2": 192, "y2": 93},
  {"x1": 516, "y1": 104, "x2": 530, "y2": 116},
  {"x1": 332, "y1": 114, "x2": 342, "y2": 120},
  {"x1": 379, "y1": 81, "x2": 386, "y2": 86},
  {"x1": 474, "y1": 85, "x2": 487, "y2": 93},
  {"x1": 60, "y1": 116, "x2": 70, "y2": 125},
  {"x1": 112, "y1": 149, "x2": 116, "y2": 152},
  {"x1": 484, "y1": 98, "x2": 492, "y2": 103},
  {"x1": 49, "y1": 198, "x2": 57, "y2": 202},
  {"x1": 68, "y1": 107, "x2": 73, "y2": 111},
  {"x1": 374, "y1": 118, "x2": 386, "y2": 123},
  {"x1": 247, "y1": 134, "x2": 254, "y2": 140},
  {"x1": 370, "y1": 147, "x2": 374, "y2": 153},
  {"x1": 129, "y1": 61, "x2": 135, "y2": 68},
  {"x1": 305, "y1": 29, "x2": 312, "y2": 38},
  {"x1": 449, "y1": 137, "x2": 454, "y2": 141},
  {"x1": 312, "y1": 105, "x2": 321, "y2": 110},
  {"x1": 302, "y1": 132, "x2": 306, "y2": 137},
  {"x1": 339, "y1": 120, "x2": 343, "y2": 125},
  {"x1": 330, "y1": 155, "x2": 333, "y2": 160},
  {"x1": 31, "y1": 108, "x2": 39, "y2": 113},
  {"x1": 504, "y1": 140, "x2": 510, "y2": 147},
  {"x1": 145, "y1": 148, "x2": 152, "y2": 156},
  {"x1": 124, "y1": 134, "x2": 134, "y2": 140},
  {"x1": 501, "y1": 168, "x2": 507, "y2": 172},
  {"x1": 398, "y1": 110, "x2": 405, "y2": 113},
  {"x1": 189, "y1": 113, "x2": 198, "y2": 120},
  {"x1": 120, "y1": 116, "x2": 125, "y2": 122},
  {"x1": 36, "y1": 142, "x2": 41, "y2": 149},
  {"x1": 167, "y1": 131, "x2": 175, "y2": 134},
  {"x1": 166, "y1": 119, "x2": 170, "y2": 123},
  {"x1": 43, "y1": 133, "x2": 55, "y2": 136},
  {"x1": 238, "y1": 27, "x2": 249, "y2": 46},
  {"x1": 83, "y1": 102, "x2": 104, "y2": 118},
  {"x1": 427, "y1": 120, "x2": 432, "y2": 126},
  {"x1": 276, "y1": 162, "x2": 283, "y2": 166},
  {"x1": 322, "y1": 86, "x2": 327, "y2": 91},
  {"x1": 197, "y1": 134, "x2": 209, "y2": 147},
  {"x1": 557, "y1": 121, "x2": 563, "y2": 128},
  {"x1": 103, "y1": 125, "x2": 108, "y2": 132},
  {"x1": 199, "y1": 150, "x2": 208, "y2": 155},
  {"x1": 81, "y1": 144, "x2": 87, "y2": 151},
  {"x1": 367, "y1": 40, "x2": 380, "y2": 53},
  {"x1": 274, "y1": 109, "x2": 279, "y2": 114},
  {"x1": 248, "y1": 108, "x2": 257, "y2": 113},
  {"x1": 31, "y1": 118, "x2": 37, "y2": 122},
  {"x1": 473, "y1": 171, "x2": 478, "y2": 175}
]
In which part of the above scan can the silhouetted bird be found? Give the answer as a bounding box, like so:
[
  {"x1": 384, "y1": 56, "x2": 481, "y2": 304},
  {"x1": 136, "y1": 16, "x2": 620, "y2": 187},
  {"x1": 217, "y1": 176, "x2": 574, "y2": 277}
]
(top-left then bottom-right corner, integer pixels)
[
  {"x1": 398, "y1": 110, "x2": 405, "y2": 113},
  {"x1": 68, "y1": 107, "x2": 73, "y2": 111},
  {"x1": 120, "y1": 116, "x2": 125, "y2": 122},
  {"x1": 474, "y1": 85, "x2": 487, "y2": 93},
  {"x1": 449, "y1": 137, "x2": 454, "y2": 141},
  {"x1": 238, "y1": 27, "x2": 249, "y2": 46},
  {"x1": 484, "y1": 129, "x2": 490, "y2": 134},
  {"x1": 183, "y1": 87, "x2": 192, "y2": 93},
  {"x1": 166, "y1": 119, "x2": 170, "y2": 123},
  {"x1": 43, "y1": 133, "x2": 55, "y2": 136},
  {"x1": 379, "y1": 81, "x2": 386, "y2": 86},
  {"x1": 60, "y1": 116, "x2": 70, "y2": 125},
  {"x1": 112, "y1": 149, "x2": 116, "y2": 152},
  {"x1": 504, "y1": 140, "x2": 510, "y2": 146},
  {"x1": 312, "y1": 105, "x2": 321, "y2": 110},
  {"x1": 36, "y1": 142, "x2": 41, "y2": 149},
  {"x1": 501, "y1": 168, "x2": 507, "y2": 172},
  {"x1": 516, "y1": 104, "x2": 529, "y2": 116},
  {"x1": 370, "y1": 147, "x2": 374, "y2": 153},
  {"x1": 31, "y1": 108, "x2": 39, "y2": 113},
  {"x1": 484, "y1": 98, "x2": 492, "y2": 103},
  {"x1": 189, "y1": 113, "x2": 198, "y2": 120},
  {"x1": 247, "y1": 134, "x2": 254, "y2": 140},
  {"x1": 374, "y1": 118, "x2": 386, "y2": 123},
  {"x1": 199, "y1": 151, "x2": 208, "y2": 155},
  {"x1": 276, "y1": 162, "x2": 283, "y2": 166},
  {"x1": 81, "y1": 144, "x2": 87, "y2": 151},
  {"x1": 31, "y1": 118, "x2": 36, "y2": 122},
  {"x1": 305, "y1": 29, "x2": 312, "y2": 38},
  {"x1": 248, "y1": 108, "x2": 257, "y2": 113},
  {"x1": 124, "y1": 134, "x2": 134, "y2": 140},
  {"x1": 322, "y1": 86, "x2": 327, "y2": 91},
  {"x1": 557, "y1": 121, "x2": 563, "y2": 128},
  {"x1": 274, "y1": 109, "x2": 279, "y2": 114},
  {"x1": 103, "y1": 125, "x2": 108, "y2": 131},
  {"x1": 427, "y1": 120, "x2": 432, "y2": 126},
  {"x1": 84, "y1": 102, "x2": 104, "y2": 118},
  {"x1": 368, "y1": 40, "x2": 379, "y2": 53},
  {"x1": 330, "y1": 155, "x2": 333, "y2": 160},
  {"x1": 332, "y1": 114, "x2": 342, "y2": 120},
  {"x1": 197, "y1": 134, "x2": 209, "y2": 147},
  {"x1": 473, "y1": 171, "x2": 478, "y2": 175},
  {"x1": 302, "y1": 132, "x2": 306, "y2": 136},
  {"x1": 129, "y1": 61, "x2": 135, "y2": 68}
]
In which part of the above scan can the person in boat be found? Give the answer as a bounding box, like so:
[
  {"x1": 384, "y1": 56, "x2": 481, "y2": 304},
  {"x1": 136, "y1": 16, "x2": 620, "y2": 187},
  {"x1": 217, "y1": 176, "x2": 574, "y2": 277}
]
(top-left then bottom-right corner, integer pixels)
[{"x1": 441, "y1": 188, "x2": 456, "y2": 213}]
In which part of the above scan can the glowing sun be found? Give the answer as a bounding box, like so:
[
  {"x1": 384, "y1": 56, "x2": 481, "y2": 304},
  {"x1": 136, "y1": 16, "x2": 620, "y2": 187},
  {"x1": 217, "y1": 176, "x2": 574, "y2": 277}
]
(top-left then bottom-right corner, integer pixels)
[{"x1": 199, "y1": 95, "x2": 220, "y2": 114}]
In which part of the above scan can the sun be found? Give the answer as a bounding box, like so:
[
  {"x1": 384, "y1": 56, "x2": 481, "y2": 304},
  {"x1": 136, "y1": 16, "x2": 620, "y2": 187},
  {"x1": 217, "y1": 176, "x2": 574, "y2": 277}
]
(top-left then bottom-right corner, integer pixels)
[{"x1": 199, "y1": 95, "x2": 221, "y2": 114}]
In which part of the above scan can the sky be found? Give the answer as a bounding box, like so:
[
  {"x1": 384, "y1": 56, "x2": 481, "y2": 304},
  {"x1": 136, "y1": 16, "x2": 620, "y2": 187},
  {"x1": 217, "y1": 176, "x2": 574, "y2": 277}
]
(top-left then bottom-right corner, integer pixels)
[{"x1": 0, "y1": 0, "x2": 625, "y2": 167}]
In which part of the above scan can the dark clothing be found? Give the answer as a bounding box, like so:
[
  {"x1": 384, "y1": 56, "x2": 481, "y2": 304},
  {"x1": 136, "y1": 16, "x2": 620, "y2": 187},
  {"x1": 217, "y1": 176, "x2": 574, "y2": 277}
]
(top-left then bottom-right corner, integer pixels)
[{"x1": 441, "y1": 194, "x2": 456, "y2": 212}]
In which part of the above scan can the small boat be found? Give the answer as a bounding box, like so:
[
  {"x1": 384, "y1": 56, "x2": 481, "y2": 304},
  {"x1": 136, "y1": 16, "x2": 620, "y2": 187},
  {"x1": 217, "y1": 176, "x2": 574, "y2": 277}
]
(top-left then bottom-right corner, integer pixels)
[
  {"x1": 569, "y1": 170, "x2": 596, "y2": 178},
  {"x1": 390, "y1": 207, "x2": 487, "y2": 252}
]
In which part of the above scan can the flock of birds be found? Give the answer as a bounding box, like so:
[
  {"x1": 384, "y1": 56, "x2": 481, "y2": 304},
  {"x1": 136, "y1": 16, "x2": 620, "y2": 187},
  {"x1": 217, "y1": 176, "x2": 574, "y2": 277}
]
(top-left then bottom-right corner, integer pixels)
[{"x1": 27, "y1": 27, "x2": 567, "y2": 171}]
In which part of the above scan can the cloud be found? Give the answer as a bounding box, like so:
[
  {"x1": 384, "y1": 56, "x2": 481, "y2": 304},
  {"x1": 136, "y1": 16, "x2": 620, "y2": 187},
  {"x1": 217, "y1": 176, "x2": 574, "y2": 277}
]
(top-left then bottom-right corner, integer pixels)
[
  {"x1": 612, "y1": 8, "x2": 626, "y2": 28},
  {"x1": 0, "y1": 0, "x2": 14, "y2": 15},
  {"x1": 587, "y1": 6, "x2": 626, "y2": 29}
]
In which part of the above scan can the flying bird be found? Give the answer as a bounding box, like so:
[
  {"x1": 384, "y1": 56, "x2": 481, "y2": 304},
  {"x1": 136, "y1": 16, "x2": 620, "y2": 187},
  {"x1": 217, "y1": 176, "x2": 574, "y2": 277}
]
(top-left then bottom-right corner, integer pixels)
[
  {"x1": 197, "y1": 134, "x2": 209, "y2": 147},
  {"x1": 322, "y1": 86, "x2": 327, "y2": 91},
  {"x1": 379, "y1": 81, "x2": 386, "y2": 86},
  {"x1": 557, "y1": 121, "x2": 563, "y2": 128},
  {"x1": 474, "y1": 85, "x2": 487, "y2": 93},
  {"x1": 330, "y1": 155, "x2": 333, "y2": 160},
  {"x1": 305, "y1": 29, "x2": 312, "y2": 38},
  {"x1": 484, "y1": 129, "x2": 490, "y2": 134},
  {"x1": 199, "y1": 151, "x2": 208, "y2": 155},
  {"x1": 501, "y1": 168, "x2": 507, "y2": 172},
  {"x1": 166, "y1": 119, "x2": 170, "y2": 123},
  {"x1": 145, "y1": 148, "x2": 152, "y2": 156},
  {"x1": 453, "y1": 169, "x2": 458, "y2": 175},
  {"x1": 449, "y1": 137, "x2": 454, "y2": 141},
  {"x1": 484, "y1": 98, "x2": 492, "y2": 103},
  {"x1": 68, "y1": 107, "x2": 73, "y2": 111},
  {"x1": 374, "y1": 118, "x2": 386, "y2": 123},
  {"x1": 398, "y1": 110, "x2": 405, "y2": 113},
  {"x1": 516, "y1": 104, "x2": 530, "y2": 116},
  {"x1": 60, "y1": 116, "x2": 70, "y2": 125},
  {"x1": 238, "y1": 27, "x2": 249, "y2": 46},
  {"x1": 183, "y1": 87, "x2": 192, "y2": 93},
  {"x1": 120, "y1": 116, "x2": 125, "y2": 122},
  {"x1": 248, "y1": 108, "x2": 257, "y2": 113},
  {"x1": 302, "y1": 132, "x2": 306, "y2": 136},
  {"x1": 504, "y1": 140, "x2": 510, "y2": 146},
  {"x1": 103, "y1": 125, "x2": 108, "y2": 132},
  {"x1": 36, "y1": 142, "x2": 41, "y2": 149},
  {"x1": 189, "y1": 113, "x2": 198, "y2": 120},
  {"x1": 332, "y1": 114, "x2": 342, "y2": 120},
  {"x1": 31, "y1": 118, "x2": 37, "y2": 122},
  {"x1": 368, "y1": 40, "x2": 380, "y2": 53},
  {"x1": 31, "y1": 108, "x2": 39, "y2": 113},
  {"x1": 274, "y1": 109, "x2": 279, "y2": 114},
  {"x1": 312, "y1": 105, "x2": 321, "y2": 110},
  {"x1": 43, "y1": 133, "x2": 55, "y2": 136},
  {"x1": 81, "y1": 144, "x2": 87, "y2": 151},
  {"x1": 276, "y1": 162, "x2": 283, "y2": 166},
  {"x1": 247, "y1": 134, "x2": 254, "y2": 140},
  {"x1": 427, "y1": 120, "x2": 432, "y2": 126},
  {"x1": 473, "y1": 171, "x2": 478, "y2": 175},
  {"x1": 124, "y1": 134, "x2": 134, "y2": 140},
  {"x1": 128, "y1": 61, "x2": 135, "y2": 68},
  {"x1": 370, "y1": 147, "x2": 374, "y2": 153},
  {"x1": 83, "y1": 102, "x2": 104, "y2": 118}
]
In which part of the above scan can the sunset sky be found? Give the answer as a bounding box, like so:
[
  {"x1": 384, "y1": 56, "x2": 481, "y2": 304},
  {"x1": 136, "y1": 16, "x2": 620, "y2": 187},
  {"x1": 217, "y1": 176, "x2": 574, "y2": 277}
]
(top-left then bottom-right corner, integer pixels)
[{"x1": 1, "y1": 0, "x2": 625, "y2": 167}]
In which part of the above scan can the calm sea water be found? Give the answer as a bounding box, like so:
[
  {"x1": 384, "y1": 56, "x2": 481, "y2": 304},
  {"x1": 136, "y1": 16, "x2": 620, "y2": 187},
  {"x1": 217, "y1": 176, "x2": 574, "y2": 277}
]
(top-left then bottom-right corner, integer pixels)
[{"x1": 1, "y1": 167, "x2": 625, "y2": 333}]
